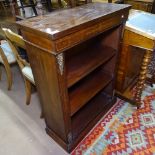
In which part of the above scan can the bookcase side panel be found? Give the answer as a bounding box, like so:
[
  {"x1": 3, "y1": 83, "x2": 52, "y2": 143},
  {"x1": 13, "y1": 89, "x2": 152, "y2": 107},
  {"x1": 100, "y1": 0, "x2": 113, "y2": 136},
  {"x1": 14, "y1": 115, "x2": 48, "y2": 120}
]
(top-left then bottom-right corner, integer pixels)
[{"x1": 22, "y1": 30, "x2": 71, "y2": 144}]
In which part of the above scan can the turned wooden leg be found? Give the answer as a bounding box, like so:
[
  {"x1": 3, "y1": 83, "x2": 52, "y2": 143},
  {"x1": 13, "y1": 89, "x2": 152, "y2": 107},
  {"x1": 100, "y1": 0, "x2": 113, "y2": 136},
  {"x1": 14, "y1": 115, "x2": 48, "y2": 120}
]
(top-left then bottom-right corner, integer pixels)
[
  {"x1": 25, "y1": 78, "x2": 31, "y2": 105},
  {"x1": 134, "y1": 50, "x2": 153, "y2": 108}
]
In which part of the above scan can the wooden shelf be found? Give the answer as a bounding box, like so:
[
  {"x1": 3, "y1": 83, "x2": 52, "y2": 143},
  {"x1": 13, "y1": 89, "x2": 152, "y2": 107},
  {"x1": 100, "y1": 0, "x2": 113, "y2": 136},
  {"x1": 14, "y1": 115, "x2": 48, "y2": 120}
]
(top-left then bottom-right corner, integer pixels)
[
  {"x1": 71, "y1": 88, "x2": 115, "y2": 139},
  {"x1": 69, "y1": 68, "x2": 112, "y2": 116},
  {"x1": 66, "y1": 45, "x2": 116, "y2": 87}
]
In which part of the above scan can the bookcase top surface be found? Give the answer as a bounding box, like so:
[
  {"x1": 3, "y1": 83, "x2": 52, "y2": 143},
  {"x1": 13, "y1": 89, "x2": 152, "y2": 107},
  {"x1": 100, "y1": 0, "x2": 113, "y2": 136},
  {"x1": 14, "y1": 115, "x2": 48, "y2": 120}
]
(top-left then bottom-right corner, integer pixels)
[{"x1": 17, "y1": 2, "x2": 130, "y2": 40}]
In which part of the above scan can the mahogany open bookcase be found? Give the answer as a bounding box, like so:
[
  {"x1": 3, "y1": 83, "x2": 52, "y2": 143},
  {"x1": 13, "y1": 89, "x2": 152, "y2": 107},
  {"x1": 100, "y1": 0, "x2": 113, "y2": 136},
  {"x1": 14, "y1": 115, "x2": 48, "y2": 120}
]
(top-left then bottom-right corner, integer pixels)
[{"x1": 17, "y1": 3, "x2": 130, "y2": 152}]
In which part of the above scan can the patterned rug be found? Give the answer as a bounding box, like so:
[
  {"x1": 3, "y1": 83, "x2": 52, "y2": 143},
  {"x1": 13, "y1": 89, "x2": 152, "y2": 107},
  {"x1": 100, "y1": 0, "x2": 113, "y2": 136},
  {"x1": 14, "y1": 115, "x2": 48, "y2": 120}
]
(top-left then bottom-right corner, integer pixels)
[{"x1": 71, "y1": 86, "x2": 155, "y2": 155}]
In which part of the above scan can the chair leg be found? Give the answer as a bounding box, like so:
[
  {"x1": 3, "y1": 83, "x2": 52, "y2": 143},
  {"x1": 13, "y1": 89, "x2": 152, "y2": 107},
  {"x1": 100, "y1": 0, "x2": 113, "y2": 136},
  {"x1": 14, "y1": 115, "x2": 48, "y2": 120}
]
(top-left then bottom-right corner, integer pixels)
[
  {"x1": 0, "y1": 64, "x2": 2, "y2": 81},
  {"x1": 24, "y1": 78, "x2": 31, "y2": 105},
  {"x1": 24, "y1": 79, "x2": 44, "y2": 118},
  {"x1": 40, "y1": 109, "x2": 44, "y2": 118},
  {"x1": 0, "y1": 1, "x2": 6, "y2": 12},
  {"x1": 0, "y1": 48, "x2": 13, "y2": 90},
  {"x1": 18, "y1": 0, "x2": 25, "y2": 15},
  {"x1": 29, "y1": 0, "x2": 38, "y2": 15},
  {"x1": 3, "y1": 62, "x2": 13, "y2": 90}
]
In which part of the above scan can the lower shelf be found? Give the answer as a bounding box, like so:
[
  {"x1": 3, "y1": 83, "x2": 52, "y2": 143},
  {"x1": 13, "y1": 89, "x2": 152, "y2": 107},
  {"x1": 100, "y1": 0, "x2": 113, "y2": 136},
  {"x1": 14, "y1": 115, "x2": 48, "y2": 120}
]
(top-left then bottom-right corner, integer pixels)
[{"x1": 71, "y1": 84, "x2": 115, "y2": 140}]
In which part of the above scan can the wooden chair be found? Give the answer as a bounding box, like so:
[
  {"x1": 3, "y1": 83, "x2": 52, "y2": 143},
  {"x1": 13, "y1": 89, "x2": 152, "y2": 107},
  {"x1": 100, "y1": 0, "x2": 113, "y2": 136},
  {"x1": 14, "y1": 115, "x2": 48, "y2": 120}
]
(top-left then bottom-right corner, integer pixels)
[
  {"x1": 0, "y1": 40, "x2": 16, "y2": 90},
  {"x1": 3, "y1": 28, "x2": 43, "y2": 117},
  {"x1": 2, "y1": 28, "x2": 35, "y2": 106},
  {"x1": 17, "y1": 0, "x2": 38, "y2": 16},
  {"x1": 0, "y1": 0, "x2": 6, "y2": 11}
]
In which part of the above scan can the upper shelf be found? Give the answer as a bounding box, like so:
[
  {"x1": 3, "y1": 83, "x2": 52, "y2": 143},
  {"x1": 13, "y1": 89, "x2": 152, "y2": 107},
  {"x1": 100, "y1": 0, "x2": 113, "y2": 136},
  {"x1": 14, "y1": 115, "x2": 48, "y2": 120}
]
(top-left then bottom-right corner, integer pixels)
[{"x1": 66, "y1": 45, "x2": 116, "y2": 88}]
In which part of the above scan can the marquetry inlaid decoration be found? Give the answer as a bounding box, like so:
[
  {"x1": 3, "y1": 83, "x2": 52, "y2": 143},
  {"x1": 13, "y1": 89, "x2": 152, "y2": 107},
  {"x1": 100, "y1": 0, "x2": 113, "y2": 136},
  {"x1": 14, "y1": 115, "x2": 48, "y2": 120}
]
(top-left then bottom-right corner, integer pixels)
[
  {"x1": 56, "y1": 53, "x2": 64, "y2": 75},
  {"x1": 55, "y1": 14, "x2": 126, "y2": 52}
]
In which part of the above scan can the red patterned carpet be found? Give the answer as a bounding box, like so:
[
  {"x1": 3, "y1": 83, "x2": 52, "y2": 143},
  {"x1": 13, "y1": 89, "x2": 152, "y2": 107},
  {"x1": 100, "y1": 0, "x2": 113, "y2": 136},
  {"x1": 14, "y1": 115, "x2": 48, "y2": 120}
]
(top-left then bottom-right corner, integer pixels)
[{"x1": 71, "y1": 86, "x2": 155, "y2": 155}]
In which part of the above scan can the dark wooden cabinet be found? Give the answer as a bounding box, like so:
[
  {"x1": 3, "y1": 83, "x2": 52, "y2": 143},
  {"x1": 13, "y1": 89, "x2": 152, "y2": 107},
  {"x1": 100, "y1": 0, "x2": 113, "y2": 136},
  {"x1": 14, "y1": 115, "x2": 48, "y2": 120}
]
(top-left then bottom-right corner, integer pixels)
[
  {"x1": 17, "y1": 3, "x2": 130, "y2": 152},
  {"x1": 152, "y1": 0, "x2": 155, "y2": 13},
  {"x1": 116, "y1": 45, "x2": 145, "y2": 92},
  {"x1": 124, "y1": 0, "x2": 153, "y2": 12}
]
